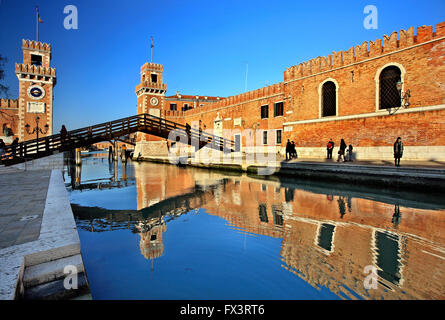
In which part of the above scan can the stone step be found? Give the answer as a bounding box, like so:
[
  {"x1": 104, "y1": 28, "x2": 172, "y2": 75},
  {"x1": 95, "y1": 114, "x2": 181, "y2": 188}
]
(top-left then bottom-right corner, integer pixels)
[
  {"x1": 23, "y1": 254, "x2": 84, "y2": 288},
  {"x1": 23, "y1": 272, "x2": 89, "y2": 300}
]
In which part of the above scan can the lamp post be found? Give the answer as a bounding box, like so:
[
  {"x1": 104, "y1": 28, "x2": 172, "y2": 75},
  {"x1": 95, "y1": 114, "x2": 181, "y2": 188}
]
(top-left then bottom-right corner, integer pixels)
[
  {"x1": 25, "y1": 116, "x2": 49, "y2": 152},
  {"x1": 389, "y1": 81, "x2": 411, "y2": 115},
  {"x1": 396, "y1": 80, "x2": 411, "y2": 107}
]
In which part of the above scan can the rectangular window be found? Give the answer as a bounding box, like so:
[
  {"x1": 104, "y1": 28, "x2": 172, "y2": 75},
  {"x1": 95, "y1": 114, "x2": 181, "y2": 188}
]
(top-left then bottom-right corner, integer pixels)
[
  {"x1": 317, "y1": 223, "x2": 335, "y2": 252},
  {"x1": 274, "y1": 102, "x2": 284, "y2": 117},
  {"x1": 272, "y1": 205, "x2": 283, "y2": 226},
  {"x1": 182, "y1": 104, "x2": 189, "y2": 111},
  {"x1": 31, "y1": 54, "x2": 42, "y2": 66},
  {"x1": 259, "y1": 204, "x2": 269, "y2": 223},
  {"x1": 261, "y1": 105, "x2": 269, "y2": 119},
  {"x1": 170, "y1": 104, "x2": 177, "y2": 111},
  {"x1": 263, "y1": 131, "x2": 268, "y2": 145},
  {"x1": 276, "y1": 130, "x2": 282, "y2": 145},
  {"x1": 151, "y1": 73, "x2": 158, "y2": 83},
  {"x1": 234, "y1": 134, "x2": 241, "y2": 152}
]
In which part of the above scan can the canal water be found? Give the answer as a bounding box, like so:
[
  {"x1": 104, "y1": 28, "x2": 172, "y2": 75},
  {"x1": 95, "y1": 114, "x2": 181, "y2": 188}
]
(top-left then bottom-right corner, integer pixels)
[{"x1": 65, "y1": 152, "x2": 445, "y2": 300}]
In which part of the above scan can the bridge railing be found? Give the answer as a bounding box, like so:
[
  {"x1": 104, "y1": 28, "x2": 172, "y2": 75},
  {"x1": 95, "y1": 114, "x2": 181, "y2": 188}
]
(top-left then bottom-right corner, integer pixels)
[{"x1": 0, "y1": 113, "x2": 235, "y2": 164}]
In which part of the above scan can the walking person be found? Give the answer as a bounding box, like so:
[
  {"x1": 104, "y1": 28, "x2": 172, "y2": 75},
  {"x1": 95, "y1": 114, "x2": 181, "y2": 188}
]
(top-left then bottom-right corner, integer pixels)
[
  {"x1": 60, "y1": 125, "x2": 67, "y2": 146},
  {"x1": 0, "y1": 138, "x2": 6, "y2": 161},
  {"x1": 11, "y1": 137, "x2": 19, "y2": 158},
  {"x1": 346, "y1": 144, "x2": 354, "y2": 162},
  {"x1": 327, "y1": 138, "x2": 335, "y2": 159},
  {"x1": 291, "y1": 141, "x2": 298, "y2": 159},
  {"x1": 337, "y1": 138, "x2": 347, "y2": 162},
  {"x1": 394, "y1": 137, "x2": 404, "y2": 167},
  {"x1": 285, "y1": 139, "x2": 292, "y2": 161},
  {"x1": 121, "y1": 144, "x2": 127, "y2": 161}
]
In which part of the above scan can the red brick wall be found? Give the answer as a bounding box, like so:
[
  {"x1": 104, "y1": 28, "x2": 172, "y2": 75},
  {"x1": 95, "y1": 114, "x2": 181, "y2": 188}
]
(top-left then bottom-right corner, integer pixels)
[
  {"x1": 0, "y1": 99, "x2": 19, "y2": 141},
  {"x1": 137, "y1": 22, "x2": 445, "y2": 153}
]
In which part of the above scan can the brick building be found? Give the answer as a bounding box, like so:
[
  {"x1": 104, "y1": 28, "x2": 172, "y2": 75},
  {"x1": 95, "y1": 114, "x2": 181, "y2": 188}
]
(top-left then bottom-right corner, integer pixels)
[
  {"x1": 134, "y1": 167, "x2": 445, "y2": 299},
  {"x1": 135, "y1": 22, "x2": 445, "y2": 161},
  {"x1": 0, "y1": 40, "x2": 56, "y2": 145}
]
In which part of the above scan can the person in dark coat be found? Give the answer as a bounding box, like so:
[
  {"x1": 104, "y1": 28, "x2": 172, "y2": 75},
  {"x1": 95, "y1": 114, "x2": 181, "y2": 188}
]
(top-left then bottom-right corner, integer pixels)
[
  {"x1": 337, "y1": 138, "x2": 347, "y2": 162},
  {"x1": 394, "y1": 137, "x2": 404, "y2": 167},
  {"x1": 291, "y1": 141, "x2": 297, "y2": 159},
  {"x1": 108, "y1": 145, "x2": 113, "y2": 161},
  {"x1": 0, "y1": 139, "x2": 6, "y2": 161},
  {"x1": 60, "y1": 125, "x2": 67, "y2": 145},
  {"x1": 285, "y1": 139, "x2": 292, "y2": 161},
  {"x1": 11, "y1": 137, "x2": 19, "y2": 157},
  {"x1": 327, "y1": 138, "x2": 335, "y2": 159},
  {"x1": 346, "y1": 144, "x2": 353, "y2": 162}
]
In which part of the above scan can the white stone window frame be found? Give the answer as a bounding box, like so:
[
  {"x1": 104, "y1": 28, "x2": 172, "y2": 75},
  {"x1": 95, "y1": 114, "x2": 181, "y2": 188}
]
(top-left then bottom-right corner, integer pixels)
[
  {"x1": 30, "y1": 52, "x2": 44, "y2": 66},
  {"x1": 150, "y1": 72, "x2": 158, "y2": 83},
  {"x1": 318, "y1": 78, "x2": 339, "y2": 118},
  {"x1": 374, "y1": 62, "x2": 406, "y2": 112},
  {"x1": 262, "y1": 130, "x2": 268, "y2": 145},
  {"x1": 313, "y1": 221, "x2": 337, "y2": 256},
  {"x1": 273, "y1": 101, "x2": 284, "y2": 117},
  {"x1": 275, "y1": 129, "x2": 282, "y2": 145}
]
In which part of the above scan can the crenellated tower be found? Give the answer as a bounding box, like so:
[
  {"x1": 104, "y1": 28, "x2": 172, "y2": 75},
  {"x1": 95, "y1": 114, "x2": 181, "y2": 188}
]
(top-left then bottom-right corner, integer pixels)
[
  {"x1": 134, "y1": 61, "x2": 169, "y2": 157},
  {"x1": 15, "y1": 39, "x2": 56, "y2": 141}
]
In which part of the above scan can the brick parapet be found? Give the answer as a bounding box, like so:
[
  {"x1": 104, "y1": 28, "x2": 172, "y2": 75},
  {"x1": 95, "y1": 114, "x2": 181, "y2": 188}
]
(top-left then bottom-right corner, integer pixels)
[
  {"x1": 22, "y1": 39, "x2": 51, "y2": 52},
  {"x1": 0, "y1": 99, "x2": 19, "y2": 108},
  {"x1": 284, "y1": 22, "x2": 445, "y2": 82},
  {"x1": 15, "y1": 63, "x2": 56, "y2": 77}
]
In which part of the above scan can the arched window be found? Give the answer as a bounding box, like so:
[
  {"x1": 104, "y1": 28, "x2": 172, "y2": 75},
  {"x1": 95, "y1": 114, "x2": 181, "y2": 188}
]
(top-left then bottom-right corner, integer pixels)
[
  {"x1": 379, "y1": 66, "x2": 401, "y2": 109},
  {"x1": 322, "y1": 81, "x2": 337, "y2": 117}
]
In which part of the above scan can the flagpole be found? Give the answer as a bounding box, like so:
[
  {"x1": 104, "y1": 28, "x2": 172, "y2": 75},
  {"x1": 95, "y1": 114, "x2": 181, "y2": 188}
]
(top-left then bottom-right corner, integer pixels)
[
  {"x1": 150, "y1": 37, "x2": 153, "y2": 63},
  {"x1": 36, "y1": 7, "x2": 39, "y2": 42}
]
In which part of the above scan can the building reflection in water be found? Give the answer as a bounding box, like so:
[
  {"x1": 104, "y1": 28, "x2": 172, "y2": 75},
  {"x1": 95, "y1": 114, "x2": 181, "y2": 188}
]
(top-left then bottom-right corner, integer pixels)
[
  {"x1": 137, "y1": 215, "x2": 166, "y2": 259},
  {"x1": 72, "y1": 160, "x2": 445, "y2": 300}
]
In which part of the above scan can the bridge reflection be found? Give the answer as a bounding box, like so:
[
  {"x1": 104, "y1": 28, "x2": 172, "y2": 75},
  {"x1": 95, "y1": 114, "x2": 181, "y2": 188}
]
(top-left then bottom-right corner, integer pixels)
[{"x1": 71, "y1": 159, "x2": 445, "y2": 300}]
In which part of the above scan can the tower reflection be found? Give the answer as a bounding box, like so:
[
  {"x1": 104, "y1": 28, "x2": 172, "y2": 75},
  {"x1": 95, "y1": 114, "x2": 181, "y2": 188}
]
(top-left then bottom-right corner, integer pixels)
[{"x1": 72, "y1": 160, "x2": 445, "y2": 300}]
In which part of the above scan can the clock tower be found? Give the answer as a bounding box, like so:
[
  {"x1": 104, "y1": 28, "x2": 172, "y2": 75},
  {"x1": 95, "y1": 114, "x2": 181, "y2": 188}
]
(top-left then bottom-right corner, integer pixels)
[
  {"x1": 16, "y1": 40, "x2": 56, "y2": 142},
  {"x1": 134, "y1": 62, "x2": 168, "y2": 157}
]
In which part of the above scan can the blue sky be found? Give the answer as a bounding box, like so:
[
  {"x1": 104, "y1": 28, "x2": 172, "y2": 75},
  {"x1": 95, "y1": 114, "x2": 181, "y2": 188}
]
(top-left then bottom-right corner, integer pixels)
[{"x1": 0, "y1": 0, "x2": 444, "y2": 130}]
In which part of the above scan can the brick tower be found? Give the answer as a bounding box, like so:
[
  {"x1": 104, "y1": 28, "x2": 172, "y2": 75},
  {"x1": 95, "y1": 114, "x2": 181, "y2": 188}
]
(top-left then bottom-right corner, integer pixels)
[
  {"x1": 134, "y1": 62, "x2": 168, "y2": 157},
  {"x1": 15, "y1": 40, "x2": 56, "y2": 142}
]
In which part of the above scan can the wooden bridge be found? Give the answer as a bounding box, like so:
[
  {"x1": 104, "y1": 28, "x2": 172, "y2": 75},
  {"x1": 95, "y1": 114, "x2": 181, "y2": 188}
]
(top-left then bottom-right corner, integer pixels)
[{"x1": 0, "y1": 113, "x2": 236, "y2": 166}]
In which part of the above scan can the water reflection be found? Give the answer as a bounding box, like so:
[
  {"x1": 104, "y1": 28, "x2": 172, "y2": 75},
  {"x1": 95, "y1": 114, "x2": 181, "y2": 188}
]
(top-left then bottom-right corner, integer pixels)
[{"x1": 68, "y1": 153, "x2": 445, "y2": 300}]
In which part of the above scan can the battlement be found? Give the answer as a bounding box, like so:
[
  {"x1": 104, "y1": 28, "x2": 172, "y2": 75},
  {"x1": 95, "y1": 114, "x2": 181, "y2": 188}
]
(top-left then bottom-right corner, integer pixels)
[
  {"x1": 164, "y1": 110, "x2": 185, "y2": 118},
  {"x1": 284, "y1": 21, "x2": 445, "y2": 81},
  {"x1": 22, "y1": 39, "x2": 51, "y2": 52},
  {"x1": 0, "y1": 99, "x2": 18, "y2": 109},
  {"x1": 180, "y1": 82, "x2": 284, "y2": 116},
  {"x1": 15, "y1": 63, "x2": 56, "y2": 76},
  {"x1": 141, "y1": 62, "x2": 163, "y2": 72},
  {"x1": 135, "y1": 81, "x2": 167, "y2": 92}
]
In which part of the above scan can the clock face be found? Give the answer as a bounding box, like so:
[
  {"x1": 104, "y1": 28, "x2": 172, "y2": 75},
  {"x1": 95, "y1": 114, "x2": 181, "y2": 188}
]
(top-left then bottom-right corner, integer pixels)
[
  {"x1": 150, "y1": 97, "x2": 159, "y2": 106},
  {"x1": 27, "y1": 85, "x2": 45, "y2": 100}
]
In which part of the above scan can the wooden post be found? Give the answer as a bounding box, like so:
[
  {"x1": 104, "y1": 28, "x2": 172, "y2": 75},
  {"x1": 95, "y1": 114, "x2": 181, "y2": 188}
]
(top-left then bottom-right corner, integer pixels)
[
  {"x1": 75, "y1": 148, "x2": 82, "y2": 166},
  {"x1": 114, "y1": 140, "x2": 118, "y2": 161}
]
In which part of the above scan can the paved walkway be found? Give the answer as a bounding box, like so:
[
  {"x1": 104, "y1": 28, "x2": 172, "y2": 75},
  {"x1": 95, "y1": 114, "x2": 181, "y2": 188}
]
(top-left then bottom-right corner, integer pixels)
[
  {"x1": 281, "y1": 157, "x2": 445, "y2": 169},
  {"x1": 0, "y1": 170, "x2": 51, "y2": 249}
]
